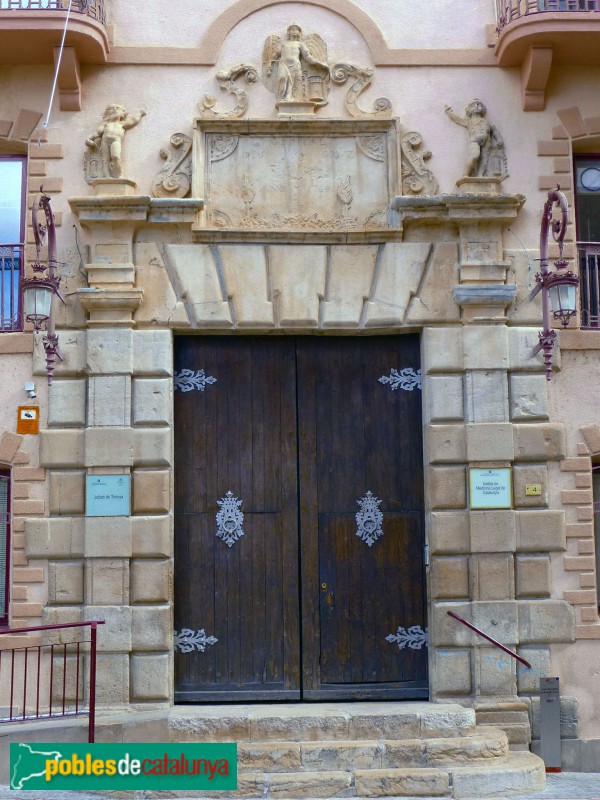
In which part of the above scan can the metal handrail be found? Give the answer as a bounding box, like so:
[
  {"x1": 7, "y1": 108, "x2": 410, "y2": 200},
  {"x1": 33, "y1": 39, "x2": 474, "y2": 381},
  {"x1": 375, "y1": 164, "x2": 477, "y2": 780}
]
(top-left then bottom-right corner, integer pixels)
[
  {"x1": 447, "y1": 610, "x2": 532, "y2": 668},
  {"x1": 0, "y1": 620, "x2": 105, "y2": 742},
  {"x1": 496, "y1": 0, "x2": 600, "y2": 33},
  {"x1": 0, "y1": 0, "x2": 106, "y2": 26},
  {"x1": 0, "y1": 243, "x2": 23, "y2": 333}
]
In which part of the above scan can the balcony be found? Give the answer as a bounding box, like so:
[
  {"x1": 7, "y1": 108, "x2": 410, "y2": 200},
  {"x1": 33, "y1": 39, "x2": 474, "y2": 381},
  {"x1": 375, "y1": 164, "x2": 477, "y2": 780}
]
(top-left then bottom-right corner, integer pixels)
[
  {"x1": 0, "y1": 244, "x2": 23, "y2": 333},
  {"x1": 495, "y1": 1, "x2": 600, "y2": 110}
]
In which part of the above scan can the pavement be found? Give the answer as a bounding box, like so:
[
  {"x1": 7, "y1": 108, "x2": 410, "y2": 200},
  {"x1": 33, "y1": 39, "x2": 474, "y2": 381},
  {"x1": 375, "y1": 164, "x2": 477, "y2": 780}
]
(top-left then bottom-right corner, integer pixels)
[{"x1": 0, "y1": 773, "x2": 599, "y2": 800}]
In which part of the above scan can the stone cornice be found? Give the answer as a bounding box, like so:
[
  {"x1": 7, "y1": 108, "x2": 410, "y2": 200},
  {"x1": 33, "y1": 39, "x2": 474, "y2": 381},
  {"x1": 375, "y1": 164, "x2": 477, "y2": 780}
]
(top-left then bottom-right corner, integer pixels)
[{"x1": 69, "y1": 196, "x2": 205, "y2": 224}]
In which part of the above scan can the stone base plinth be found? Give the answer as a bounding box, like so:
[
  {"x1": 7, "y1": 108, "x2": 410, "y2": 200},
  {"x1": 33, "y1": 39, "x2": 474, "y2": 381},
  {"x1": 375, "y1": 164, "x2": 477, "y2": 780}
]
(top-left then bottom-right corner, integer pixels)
[
  {"x1": 91, "y1": 178, "x2": 138, "y2": 196},
  {"x1": 456, "y1": 176, "x2": 507, "y2": 195}
]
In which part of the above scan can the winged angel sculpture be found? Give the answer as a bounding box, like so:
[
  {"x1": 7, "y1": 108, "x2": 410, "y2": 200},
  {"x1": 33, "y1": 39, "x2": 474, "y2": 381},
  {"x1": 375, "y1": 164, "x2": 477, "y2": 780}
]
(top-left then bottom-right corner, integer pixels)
[{"x1": 262, "y1": 24, "x2": 329, "y2": 110}]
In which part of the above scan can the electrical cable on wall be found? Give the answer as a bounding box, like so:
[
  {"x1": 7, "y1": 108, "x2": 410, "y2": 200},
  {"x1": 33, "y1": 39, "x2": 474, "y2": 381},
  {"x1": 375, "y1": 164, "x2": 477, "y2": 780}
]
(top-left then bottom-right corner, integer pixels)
[{"x1": 38, "y1": 0, "x2": 74, "y2": 145}]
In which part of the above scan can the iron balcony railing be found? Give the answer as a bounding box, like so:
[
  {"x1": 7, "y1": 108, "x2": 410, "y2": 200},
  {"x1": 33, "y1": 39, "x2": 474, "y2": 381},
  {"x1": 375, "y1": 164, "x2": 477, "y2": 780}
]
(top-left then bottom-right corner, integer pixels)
[
  {"x1": 579, "y1": 244, "x2": 600, "y2": 329},
  {"x1": 0, "y1": 0, "x2": 105, "y2": 26},
  {"x1": 0, "y1": 620, "x2": 104, "y2": 743},
  {"x1": 497, "y1": 0, "x2": 599, "y2": 32},
  {"x1": 0, "y1": 244, "x2": 23, "y2": 332}
]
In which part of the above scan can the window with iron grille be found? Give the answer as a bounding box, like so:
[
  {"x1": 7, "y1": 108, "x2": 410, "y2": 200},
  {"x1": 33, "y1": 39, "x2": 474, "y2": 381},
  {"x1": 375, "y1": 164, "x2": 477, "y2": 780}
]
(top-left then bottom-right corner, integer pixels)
[
  {"x1": 0, "y1": 155, "x2": 26, "y2": 332},
  {"x1": 0, "y1": 471, "x2": 10, "y2": 626},
  {"x1": 575, "y1": 155, "x2": 600, "y2": 329}
]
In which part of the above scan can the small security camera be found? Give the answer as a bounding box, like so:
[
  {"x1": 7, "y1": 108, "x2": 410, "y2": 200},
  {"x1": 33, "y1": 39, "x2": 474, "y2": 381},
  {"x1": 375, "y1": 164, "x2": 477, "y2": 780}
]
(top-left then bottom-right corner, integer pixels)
[{"x1": 24, "y1": 382, "x2": 37, "y2": 400}]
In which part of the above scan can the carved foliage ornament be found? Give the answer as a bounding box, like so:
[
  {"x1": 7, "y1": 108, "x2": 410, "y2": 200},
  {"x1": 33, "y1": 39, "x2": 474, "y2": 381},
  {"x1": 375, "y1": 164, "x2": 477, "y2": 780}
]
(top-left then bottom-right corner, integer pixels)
[
  {"x1": 400, "y1": 132, "x2": 439, "y2": 195},
  {"x1": 152, "y1": 133, "x2": 192, "y2": 198}
]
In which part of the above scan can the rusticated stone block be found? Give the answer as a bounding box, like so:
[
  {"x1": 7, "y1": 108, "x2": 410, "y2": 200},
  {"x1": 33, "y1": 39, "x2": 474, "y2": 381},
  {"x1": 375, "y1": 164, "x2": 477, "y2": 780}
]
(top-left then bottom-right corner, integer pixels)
[
  {"x1": 425, "y1": 375, "x2": 464, "y2": 422},
  {"x1": 516, "y1": 510, "x2": 566, "y2": 551},
  {"x1": 41, "y1": 606, "x2": 83, "y2": 644},
  {"x1": 433, "y1": 648, "x2": 472, "y2": 694},
  {"x1": 88, "y1": 376, "x2": 132, "y2": 427},
  {"x1": 470, "y1": 511, "x2": 516, "y2": 553},
  {"x1": 577, "y1": 506, "x2": 593, "y2": 521},
  {"x1": 13, "y1": 499, "x2": 44, "y2": 515},
  {"x1": 130, "y1": 559, "x2": 170, "y2": 603},
  {"x1": 430, "y1": 556, "x2": 469, "y2": 599},
  {"x1": 48, "y1": 560, "x2": 84, "y2": 605},
  {"x1": 565, "y1": 522, "x2": 592, "y2": 539},
  {"x1": 96, "y1": 654, "x2": 129, "y2": 705},
  {"x1": 84, "y1": 516, "x2": 132, "y2": 558},
  {"x1": 130, "y1": 653, "x2": 170, "y2": 702},
  {"x1": 508, "y1": 327, "x2": 550, "y2": 372},
  {"x1": 422, "y1": 327, "x2": 463, "y2": 373},
  {"x1": 518, "y1": 600, "x2": 575, "y2": 643},
  {"x1": 513, "y1": 464, "x2": 548, "y2": 508},
  {"x1": 427, "y1": 424, "x2": 466, "y2": 464},
  {"x1": 476, "y1": 645, "x2": 517, "y2": 695},
  {"x1": 26, "y1": 517, "x2": 84, "y2": 558},
  {"x1": 428, "y1": 466, "x2": 466, "y2": 509},
  {"x1": 85, "y1": 558, "x2": 129, "y2": 605},
  {"x1": 466, "y1": 422, "x2": 514, "y2": 461},
  {"x1": 34, "y1": 330, "x2": 87, "y2": 377},
  {"x1": 133, "y1": 330, "x2": 173, "y2": 376},
  {"x1": 84, "y1": 606, "x2": 132, "y2": 652},
  {"x1": 132, "y1": 378, "x2": 172, "y2": 426},
  {"x1": 133, "y1": 470, "x2": 170, "y2": 514},
  {"x1": 515, "y1": 555, "x2": 551, "y2": 598},
  {"x1": 428, "y1": 511, "x2": 470, "y2": 554},
  {"x1": 472, "y1": 554, "x2": 514, "y2": 600},
  {"x1": 509, "y1": 374, "x2": 549, "y2": 421},
  {"x1": 564, "y1": 556, "x2": 596, "y2": 571},
  {"x1": 133, "y1": 428, "x2": 171, "y2": 467},
  {"x1": 561, "y1": 488, "x2": 593, "y2": 505},
  {"x1": 517, "y1": 647, "x2": 550, "y2": 693},
  {"x1": 39, "y1": 430, "x2": 85, "y2": 468},
  {"x1": 131, "y1": 515, "x2": 172, "y2": 557},
  {"x1": 0, "y1": 431, "x2": 22, "y2": 464},
  {"x1": 463, "y1": 326, "x2": 509, "y2": 370},
  {"x1": 84, "y1": 427, "x2": 134, "y2": 467},
  {"x1": 48, "y1": 380, "x2": 86, "y2": 427},
  {"x1": 564, "y1": 589, "x2": 597, "y2": 605},
  {"x1": 580, "y1": 423, "x2": 600, "y2": 455},
  {"x1": 87, "y1": 329, "x2": 133, "y2": 375},
  {"x1": 514, "y1": 424, "x2": 566, "y2": 461},
  {"x1": 561, "y1": 456, "x2": 592, "y2": 472},
  {"x1": 432, "y1": 601, "x2": 518, "y2": 647},
  {"x1": 131, "y1": 605, "x2": 172, "y2": 651},
  {"x1": 465, "y1": 370, "x2": 508, "y2": 423},
  {"x1": 49, "y1": 470, "x2": 85, "y2": 515}
]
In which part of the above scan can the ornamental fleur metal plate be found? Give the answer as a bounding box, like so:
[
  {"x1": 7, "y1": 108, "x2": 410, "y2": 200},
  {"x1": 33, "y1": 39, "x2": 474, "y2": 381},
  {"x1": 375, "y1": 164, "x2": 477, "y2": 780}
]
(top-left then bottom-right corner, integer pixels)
[
  {"x1": 174, "y1": 628, "x2": 218, "y2": 653},
  {"x1": 216, "y1": 491, "x2": 245, "y2": 547},
  {"x1": 386, "y1": 625, "x2": 428, "y2": 650},
  {"x1": 378, "y1": 368, "x2": 422, "y2": 391},
  {"x1": 355, "y1": 490, "x2": 384, "y2": 547},
  {"x1": 174, "y1": 368, "x2": 217, "y2": 392}
]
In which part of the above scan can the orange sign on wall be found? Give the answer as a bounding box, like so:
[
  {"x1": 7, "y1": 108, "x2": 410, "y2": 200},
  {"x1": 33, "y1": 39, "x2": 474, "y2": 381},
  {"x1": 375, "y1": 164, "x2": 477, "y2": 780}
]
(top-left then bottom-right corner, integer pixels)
[{"x1": 17, "y1": 406, "x2": 40, "y2": 435}]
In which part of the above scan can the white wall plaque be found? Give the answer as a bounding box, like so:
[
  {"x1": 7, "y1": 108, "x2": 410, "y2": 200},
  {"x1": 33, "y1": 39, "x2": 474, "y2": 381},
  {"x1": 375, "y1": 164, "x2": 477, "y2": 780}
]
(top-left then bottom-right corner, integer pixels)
[
  {"x1": 86, "y1": 475, "x2": 131, "y2": 517},
  {"x1": 469, "y1": 468, "x2": 512, "y2": 509}
]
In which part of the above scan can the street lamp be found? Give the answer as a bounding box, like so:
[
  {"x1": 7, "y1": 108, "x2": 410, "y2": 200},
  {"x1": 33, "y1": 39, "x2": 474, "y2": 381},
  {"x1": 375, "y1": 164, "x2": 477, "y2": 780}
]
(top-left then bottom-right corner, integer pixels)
[
  {"x1": 20, "y1": 189, "x2": 63, "y2": 384},
  {"x1": 530, "y1": 186, "x2": 579, "y2": 381}
]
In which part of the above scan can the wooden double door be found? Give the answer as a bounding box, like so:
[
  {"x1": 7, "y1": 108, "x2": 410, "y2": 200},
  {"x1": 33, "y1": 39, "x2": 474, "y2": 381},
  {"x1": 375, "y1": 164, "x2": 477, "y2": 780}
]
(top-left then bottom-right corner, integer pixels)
[{"x1": 174, "y1": 336, "x2": 427, "y2": 702}]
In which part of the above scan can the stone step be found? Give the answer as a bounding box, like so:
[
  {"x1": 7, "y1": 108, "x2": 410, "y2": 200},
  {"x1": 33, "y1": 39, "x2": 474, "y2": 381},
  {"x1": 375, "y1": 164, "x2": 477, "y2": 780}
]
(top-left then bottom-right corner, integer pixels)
[
  {"x1": 237, "y1": 727, "x2": 509, "y2": 772},
  {"x1": 448, "y1": 752, "x2": 546, "y2": 798},
  {"x1": 169, "y1": 702, "x2": 477, "y2": 743}
]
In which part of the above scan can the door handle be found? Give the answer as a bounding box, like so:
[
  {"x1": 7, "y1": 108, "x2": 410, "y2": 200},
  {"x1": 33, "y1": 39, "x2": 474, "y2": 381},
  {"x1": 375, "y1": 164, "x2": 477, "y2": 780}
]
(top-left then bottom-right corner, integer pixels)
[{"x1": 321, "y1": 582, "x2": 334, "y2": 611}]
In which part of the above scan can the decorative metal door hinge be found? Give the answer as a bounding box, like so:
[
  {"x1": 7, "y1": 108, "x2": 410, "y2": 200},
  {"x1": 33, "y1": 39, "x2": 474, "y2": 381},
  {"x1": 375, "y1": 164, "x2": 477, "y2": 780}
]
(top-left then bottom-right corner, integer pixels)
[
  {"x1": 386, "y1": 625, "x2": 428, "y2": 650},
  {"x1": 378, "y1": 367, "x2": 422, "y2": 391},
  {"x1": 355, "y1": 491, "x2": 384, "y2": 547},
  {"x1": 174, "y1": 368, "x2": 217, "y2": 392},
  {"x1": 174, "y1": 628, "x2": 218, "y2": 653},
  {"x1": 216, "y1": 491, "x2": 245, "y2": 547}
]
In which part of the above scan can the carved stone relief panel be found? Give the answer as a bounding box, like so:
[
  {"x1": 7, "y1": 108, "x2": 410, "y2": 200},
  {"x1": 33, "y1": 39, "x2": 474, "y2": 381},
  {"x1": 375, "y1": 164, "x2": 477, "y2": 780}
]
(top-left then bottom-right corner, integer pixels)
[{"x1": 193, "y1": 119, "x2": 399, "y2": 240}]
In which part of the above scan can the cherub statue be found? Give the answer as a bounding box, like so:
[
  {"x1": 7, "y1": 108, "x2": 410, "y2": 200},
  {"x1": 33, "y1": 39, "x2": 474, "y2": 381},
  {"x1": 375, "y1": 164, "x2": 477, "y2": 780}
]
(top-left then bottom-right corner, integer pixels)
[
  {"x1": 85, "y1": 104, "x2": 146, "y2": 179},
  {"x1": 262, "y1": 24, "x2": 329, "y2": 107},
  {"x1": 444, "y1": 99, "x2": 507, "y2": 179}
]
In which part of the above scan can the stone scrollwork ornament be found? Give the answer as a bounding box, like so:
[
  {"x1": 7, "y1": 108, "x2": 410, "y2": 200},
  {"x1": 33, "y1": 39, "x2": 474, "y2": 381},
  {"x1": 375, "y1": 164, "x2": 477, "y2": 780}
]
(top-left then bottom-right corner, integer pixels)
[
  {"x1": 355, "y1": 491, "x2": 384, "y2": 547},
  {"x1": 151, "y1": 133, "x2": 192, "y2": 198},
  {"x1": 400, "y1": 132, "x2": 439, "y2": 195},
  {"x1": 330, "y1": 64, "x2": 392, "y2": 120},
  {"x1": 201, "y1": 64, "x2": 259, "y2": 120},
  {"x1": 216, "y1": 491, "x2": 245, "y2": 547}
]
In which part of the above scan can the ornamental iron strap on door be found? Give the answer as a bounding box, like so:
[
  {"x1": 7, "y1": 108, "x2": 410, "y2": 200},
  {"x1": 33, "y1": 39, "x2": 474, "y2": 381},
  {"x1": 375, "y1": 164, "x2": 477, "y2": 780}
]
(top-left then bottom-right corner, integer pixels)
[{"x1": 174, "y1": 336, "x2": 427, "y2": 702}]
